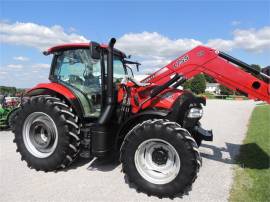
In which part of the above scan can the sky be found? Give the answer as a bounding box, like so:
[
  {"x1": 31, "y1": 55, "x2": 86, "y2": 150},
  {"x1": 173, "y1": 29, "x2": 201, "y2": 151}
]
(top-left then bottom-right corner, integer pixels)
[{"x1": 0, "y1": 0, "x2": 270, "y2": 88}]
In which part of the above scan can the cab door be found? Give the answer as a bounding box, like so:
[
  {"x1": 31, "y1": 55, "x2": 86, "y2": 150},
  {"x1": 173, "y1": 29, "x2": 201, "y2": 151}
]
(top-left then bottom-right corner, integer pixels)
[{"x1": 52, "y1": 48, "x2": 103, "y2": 118}]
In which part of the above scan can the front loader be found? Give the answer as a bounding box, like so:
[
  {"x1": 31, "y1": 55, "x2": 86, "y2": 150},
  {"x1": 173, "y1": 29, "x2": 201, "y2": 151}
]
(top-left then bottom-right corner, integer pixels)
[{"x1": 12, "y1": 38, "x2": 270, "y2": 198}]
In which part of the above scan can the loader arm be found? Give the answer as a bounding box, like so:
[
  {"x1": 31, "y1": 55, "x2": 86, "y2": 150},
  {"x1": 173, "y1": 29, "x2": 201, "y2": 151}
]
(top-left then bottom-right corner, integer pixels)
[{"x1": 142, "y1": 46, "x2": 270, "y2": 103}]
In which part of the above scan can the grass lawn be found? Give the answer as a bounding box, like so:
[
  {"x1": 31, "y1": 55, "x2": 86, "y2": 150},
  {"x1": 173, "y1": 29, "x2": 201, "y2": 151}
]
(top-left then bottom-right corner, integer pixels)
[{"x1": 229, "y1": 104, "x2": 270, "y2": 202}]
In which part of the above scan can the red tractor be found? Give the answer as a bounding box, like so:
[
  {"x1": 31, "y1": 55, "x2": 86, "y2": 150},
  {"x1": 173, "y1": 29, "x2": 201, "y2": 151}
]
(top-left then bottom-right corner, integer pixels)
[{"x1": 12, "y1": 38, "x2": 270, "y2": 198}]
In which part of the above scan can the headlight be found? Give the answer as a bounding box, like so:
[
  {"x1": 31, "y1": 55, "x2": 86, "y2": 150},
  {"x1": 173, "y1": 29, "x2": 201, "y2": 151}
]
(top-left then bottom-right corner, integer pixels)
[{"x1": 187, "y1": 108, "x2": 203, "y2": 118}]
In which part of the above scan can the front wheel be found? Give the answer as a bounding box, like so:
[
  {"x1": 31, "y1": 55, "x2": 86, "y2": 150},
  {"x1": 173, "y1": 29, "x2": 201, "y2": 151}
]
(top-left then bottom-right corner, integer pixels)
[{"x1": 120, "y1": 119, "x2": 201, "y2": 198}]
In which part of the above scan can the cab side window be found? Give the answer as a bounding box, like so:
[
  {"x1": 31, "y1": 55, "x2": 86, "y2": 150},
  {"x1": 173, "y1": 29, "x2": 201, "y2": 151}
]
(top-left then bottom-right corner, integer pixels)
[{"x1": 113, "y1": 57, "x2": 126, "y2": 84}]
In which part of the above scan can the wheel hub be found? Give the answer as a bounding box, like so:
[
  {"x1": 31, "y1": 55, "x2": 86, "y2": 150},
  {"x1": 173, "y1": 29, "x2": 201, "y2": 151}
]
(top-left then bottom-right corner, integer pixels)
[
  {"x1": 29, "y1": 122, "x2": 54, "y2": 151},
  {"x1": 23, "y1": 112, "x2": 58, "y2": 158},
  {"x1": 134, "y1": 138, "x2": 181, "y2": 185},
  {"x1": 152, "y1": 147, "x2": 168, "y2": 165}
]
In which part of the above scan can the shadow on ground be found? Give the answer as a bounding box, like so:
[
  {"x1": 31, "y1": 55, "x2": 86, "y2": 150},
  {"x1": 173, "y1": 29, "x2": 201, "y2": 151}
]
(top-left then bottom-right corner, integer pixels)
[
  {"x1": 64, "y1": 157, "x2": 94, "y2": 171},
  {"x1": 87, "y1": 157, "x2": 120, "y2": 172},
  {"x1": 62, "y1": 155, "x2": 120, "y2": 172},
  {"x1": 200, "y1": 143, "x2": 269, "y2": 169},
  {"x1": 64, "y1": 142, "x2": 269, "y2": 172}
]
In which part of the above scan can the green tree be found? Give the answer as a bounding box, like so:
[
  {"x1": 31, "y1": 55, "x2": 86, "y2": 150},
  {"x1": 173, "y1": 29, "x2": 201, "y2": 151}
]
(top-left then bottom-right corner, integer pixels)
[
  {"x1": 183, "y1": 80, "x2": 192, "y2": 90},
  {"x1": 204, "y1": 74, "x2": 216, "y2": 83},
  {"x1": 190, "y1": 74, "x2": 206, "y2": 94},
  {"x1": 0, "y1": 86, "x2": 25, "y2": 96},
  {"x1": 220, "y1": 85, "x2": 234, "y2": 95},
  {"x1": 250, "y1": 64, "x2": 261, "y2": 72},
  {"x1": 248, "y1": 64, "x2": 261, "y2": 78}
]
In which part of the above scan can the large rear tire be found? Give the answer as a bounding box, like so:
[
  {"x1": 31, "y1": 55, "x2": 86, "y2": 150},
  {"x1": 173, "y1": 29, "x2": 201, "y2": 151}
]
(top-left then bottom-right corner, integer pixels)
[
  {"x1": 13, "y1": 95, "x2": 81, "y2": 171},
  {"x1": 120, "y1": 119, "x2": 201, "y2": 198}
]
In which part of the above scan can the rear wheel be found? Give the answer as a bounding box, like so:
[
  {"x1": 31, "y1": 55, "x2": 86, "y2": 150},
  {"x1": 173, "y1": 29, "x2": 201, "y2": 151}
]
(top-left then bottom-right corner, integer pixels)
[
  {"x1": 13, "y1": 95, "x2": 81, "y2": 171},
  {"x1": 120, "y1": 119, "x2": 201, "y2": 198}
]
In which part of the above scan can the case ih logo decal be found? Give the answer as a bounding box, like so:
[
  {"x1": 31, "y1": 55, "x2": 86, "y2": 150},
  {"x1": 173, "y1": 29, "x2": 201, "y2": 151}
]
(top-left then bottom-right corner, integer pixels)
[
  {"x1": 197, "y1": 50, "x2": 205, "y2": 57},
  {"x1": 173, "y1": 55, "x2": 189, "y2": 69}
]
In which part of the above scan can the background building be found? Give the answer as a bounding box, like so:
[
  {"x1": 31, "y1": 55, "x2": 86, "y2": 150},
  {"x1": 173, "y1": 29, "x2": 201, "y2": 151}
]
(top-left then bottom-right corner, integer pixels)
[{"x1": 205, "y1": 83, "x2": 220, "y2": 94}]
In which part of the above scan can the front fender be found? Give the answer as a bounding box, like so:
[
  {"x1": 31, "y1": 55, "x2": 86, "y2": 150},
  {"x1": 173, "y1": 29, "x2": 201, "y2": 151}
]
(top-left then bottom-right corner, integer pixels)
[
  {"x1": 115, "y1": 110, "x2": 170, "y2": 149},
  {"x1": 167, "y1": 91, "x2": 206, "y2": 127}
]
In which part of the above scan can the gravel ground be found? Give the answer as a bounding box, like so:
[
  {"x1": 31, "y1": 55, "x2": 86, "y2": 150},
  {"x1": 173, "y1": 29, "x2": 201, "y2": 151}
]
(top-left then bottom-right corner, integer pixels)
[{"x1": 0, "y1": 100, "x2": 255, "y2": 202}]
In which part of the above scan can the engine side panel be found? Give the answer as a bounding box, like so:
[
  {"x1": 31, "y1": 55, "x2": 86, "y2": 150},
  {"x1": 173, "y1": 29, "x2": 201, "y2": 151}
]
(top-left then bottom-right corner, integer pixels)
[
  {"x1": 149, "y1": 89, "x2": 184, "y2": 110},
  {"x1": 126, "y1": 85, "x2": 186, "y2": 113}
]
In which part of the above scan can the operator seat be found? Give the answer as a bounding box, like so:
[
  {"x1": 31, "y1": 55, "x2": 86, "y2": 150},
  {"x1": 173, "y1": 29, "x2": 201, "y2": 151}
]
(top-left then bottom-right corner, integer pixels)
[{"x1": 84, "y1": 73, "x2": 99, "y2": 87}]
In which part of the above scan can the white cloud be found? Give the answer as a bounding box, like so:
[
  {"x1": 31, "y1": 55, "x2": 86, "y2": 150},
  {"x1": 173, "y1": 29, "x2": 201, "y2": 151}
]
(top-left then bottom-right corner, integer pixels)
[
  {"x1": 207, "y1": 26, "x2": 270, "y2": 52},
  {"x1": 38, "y1": 75, "x2": 47, "y2": 79},
  {"x1": 116, "y1": 27, "x2": 270, "y2": 73},
  {"x1": 116, "y1": 32, "x2": 202, "y2": 72},
  {"x1": 13, "y1": 56, "x2": 29, "y2": 61},
  {"x1": 0, "y1": 71, "x2": 7, "y2": 75},
  {"x1": 231, "y1": 20, "x2": 241, "y2": 26},
  {"x1": 207, "y1": 39, "x2": 235, "y2": 52},
  {"x1": 1, "y1": 21, "x2": 269, "y2": 56},
  {"x1": 117, "y1": 31, "x2": 202, "y2": 58},
  {"x1": 233, "y1": 27, "x2": 270, "y2": 52},
  {"x1": 7, "y1": 64, "x2": 23, "y2": 69},
  {"x1": 123, "y1": 28, "x2": 270, "y2": 55},
  {"x1": 68, "y1": 27, "x2": 77, "y2": 33},
  {"x1": 0, "y1": 21, "x2": 88, "y2": 50},
  {"x1": 1, "y1": 21, "x2": 269, "y2": 77},
  {"x1": 32, "y1": 63, "x2": 50, "y2": 69}
]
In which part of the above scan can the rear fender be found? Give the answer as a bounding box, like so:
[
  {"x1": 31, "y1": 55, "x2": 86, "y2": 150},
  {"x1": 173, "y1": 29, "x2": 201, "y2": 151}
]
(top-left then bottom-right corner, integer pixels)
[{"x1": 25, "y1": 83, "x2": 84, "y2": 118}]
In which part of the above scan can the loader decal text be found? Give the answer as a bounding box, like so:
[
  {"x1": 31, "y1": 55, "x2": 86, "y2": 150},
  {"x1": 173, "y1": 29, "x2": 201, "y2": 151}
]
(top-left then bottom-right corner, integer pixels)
[
  {"x1": 143, "y1": 74, "x2": 156, "y2": 83},
  {"x1": 173, "y1": 55, "x2": 189, "y2": 69}
]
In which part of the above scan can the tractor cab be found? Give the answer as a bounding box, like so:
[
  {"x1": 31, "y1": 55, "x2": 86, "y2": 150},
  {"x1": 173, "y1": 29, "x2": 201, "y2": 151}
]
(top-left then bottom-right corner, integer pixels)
[{"x1": 44, "y1": 41, "x2": 135, "y2": 119}]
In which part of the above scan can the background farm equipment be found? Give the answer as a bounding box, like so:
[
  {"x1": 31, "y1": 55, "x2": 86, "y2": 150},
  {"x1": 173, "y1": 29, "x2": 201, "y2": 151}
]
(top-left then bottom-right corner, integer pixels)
[{"x1": 0, "y1": 96, "x2": 20, "y2": 129}]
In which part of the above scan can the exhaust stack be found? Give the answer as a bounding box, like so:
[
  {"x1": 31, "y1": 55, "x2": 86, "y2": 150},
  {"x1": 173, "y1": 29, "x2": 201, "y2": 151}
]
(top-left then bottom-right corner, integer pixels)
[{"x1": 98, "y1": 38, "x2": 116, "y2": 124}]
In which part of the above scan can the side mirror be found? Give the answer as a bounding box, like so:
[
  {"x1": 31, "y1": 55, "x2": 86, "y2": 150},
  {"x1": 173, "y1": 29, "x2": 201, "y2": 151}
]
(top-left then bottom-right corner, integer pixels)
[
  {"x1": 89, "y1": 41, "x2": 101, "y2": 59},
  {"x1": 123, "y1": 59, "x2": 141, "y2": 72},
  {"x1": 136, "y1": 63, "x2": 140, "y2": 72}
]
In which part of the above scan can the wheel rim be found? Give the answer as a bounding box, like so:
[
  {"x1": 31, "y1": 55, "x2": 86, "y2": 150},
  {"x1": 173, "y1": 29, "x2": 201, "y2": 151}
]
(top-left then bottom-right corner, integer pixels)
[
  {"x1": 23, "y1": 112, "x2": 58, "y2": 158},
  {"x1": 134, "y1": 138, "x2": 180, "y2": 185}
]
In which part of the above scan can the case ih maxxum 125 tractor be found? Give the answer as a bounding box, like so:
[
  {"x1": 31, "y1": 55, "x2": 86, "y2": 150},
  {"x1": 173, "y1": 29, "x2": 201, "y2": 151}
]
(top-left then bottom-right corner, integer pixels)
[{"x1": 12, "y1": 38, "x2": 270, "y2": 198}]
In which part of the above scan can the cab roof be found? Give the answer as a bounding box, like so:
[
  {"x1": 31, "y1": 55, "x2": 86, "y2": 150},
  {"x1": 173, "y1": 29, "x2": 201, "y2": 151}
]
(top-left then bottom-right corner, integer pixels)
[{"x1": 44, "y1": 42, "x2": 126, "y2": 58}]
